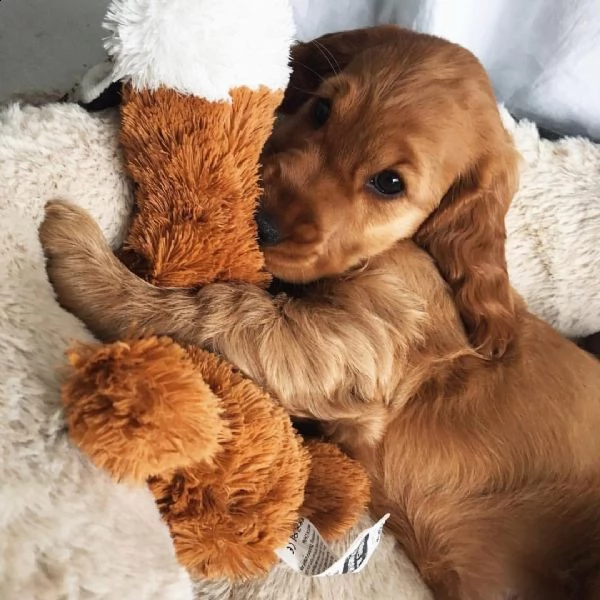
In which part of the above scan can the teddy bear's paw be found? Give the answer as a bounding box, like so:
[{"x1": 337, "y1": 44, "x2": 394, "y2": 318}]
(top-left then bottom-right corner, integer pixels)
[
  {"x1": 300, "y1": 440, "x2": 371, "y2": 541},
  {"x1": 63, "y1": 337, "x2": 228, "y2": 483}
]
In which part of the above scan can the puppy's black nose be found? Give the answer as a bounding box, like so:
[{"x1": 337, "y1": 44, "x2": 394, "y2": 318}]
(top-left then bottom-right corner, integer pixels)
[{"x1": 255, "y1": 209, "x2": 281, "y2": 247}]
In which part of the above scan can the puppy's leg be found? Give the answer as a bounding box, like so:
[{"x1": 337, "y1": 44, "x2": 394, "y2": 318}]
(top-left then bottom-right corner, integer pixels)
[
  {"x1": 413, "y1": 530, "x2": 567, "y2": 600},
  {"x1": 577, "y1": 571, "x2": 600, "y2": 600},
  {"x1": 39, "y1": 201, "x2": 418, "y2": 422},
  {"x1": 39, "y1": 201, "x2": 201, "y2": 341}
]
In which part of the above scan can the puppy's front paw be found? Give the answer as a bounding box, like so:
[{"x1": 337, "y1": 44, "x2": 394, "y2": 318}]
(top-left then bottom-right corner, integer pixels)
[
  {"x1": 39, "y1": 200, "x2": 105, "y2": 261},
  {"x1": 39, "y1": 201, "x2": 115, "y2": 313}
]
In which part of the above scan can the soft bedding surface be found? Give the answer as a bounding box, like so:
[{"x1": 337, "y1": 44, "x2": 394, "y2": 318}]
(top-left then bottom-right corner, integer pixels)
[{"x1": 0, "y1": 101, "x2": 598, "y2": 600}]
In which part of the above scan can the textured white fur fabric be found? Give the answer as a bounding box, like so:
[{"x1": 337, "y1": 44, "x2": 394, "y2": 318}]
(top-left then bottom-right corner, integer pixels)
[
  {"x1": 0, "y1": 101, "x2": 598, "y2": 600},
  {"x1": 502, "y1": 108, "x2": 600, "y2": 337},
  {"x1": 0, "y1": 104, "x2": 194, "y2": 600},
  {"x1": 103, "y1": 0, "x2": 295, "y2": 100}
]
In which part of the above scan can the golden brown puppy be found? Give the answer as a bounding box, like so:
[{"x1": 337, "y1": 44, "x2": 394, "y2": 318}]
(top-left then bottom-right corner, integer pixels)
[{"x1": 39, "y1": 26, "x2": 600, "y2": 600}]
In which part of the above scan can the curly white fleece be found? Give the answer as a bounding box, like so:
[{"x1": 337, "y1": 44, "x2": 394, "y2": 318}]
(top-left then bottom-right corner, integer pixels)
[{"x1": 0, "y1": 103, "x2": 193, "y2": 600}]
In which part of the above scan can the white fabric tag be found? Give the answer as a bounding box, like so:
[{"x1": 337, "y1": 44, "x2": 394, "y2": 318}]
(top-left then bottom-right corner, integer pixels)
[
  {"x1": 75, "y1": 61, "x2": 116, "y2": 104},
  {"x1": 275, "y1": 513, "x2": 390, "y2": 577}
]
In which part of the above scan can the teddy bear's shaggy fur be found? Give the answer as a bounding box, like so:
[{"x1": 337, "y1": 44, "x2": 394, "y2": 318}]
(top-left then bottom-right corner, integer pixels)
[{"x1": 53, "y1": 0, "x2": 370, "y2": 580}]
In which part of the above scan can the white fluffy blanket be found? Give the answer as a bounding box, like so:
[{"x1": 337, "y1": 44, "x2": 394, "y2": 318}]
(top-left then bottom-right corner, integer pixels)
[{"x1": 0, "y1": 102, "x2": 598, "y2": 600}]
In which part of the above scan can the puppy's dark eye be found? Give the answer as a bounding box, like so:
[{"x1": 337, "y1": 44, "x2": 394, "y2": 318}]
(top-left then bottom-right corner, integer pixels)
[
  {"x1": 312, "y1": 97, "x2": 331, "y2": 127},
  {"x1": 367, "y1": 170, "x2": 405, "y2": 198}
]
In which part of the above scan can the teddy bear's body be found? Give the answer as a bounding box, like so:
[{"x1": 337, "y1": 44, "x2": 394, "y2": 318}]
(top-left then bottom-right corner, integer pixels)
[
  {"x1": 117, "y1": 86, "x2": 274, "y2": 288},
  {"x1": 51, "y1": 0, "x2": 371, "y2": 580}
]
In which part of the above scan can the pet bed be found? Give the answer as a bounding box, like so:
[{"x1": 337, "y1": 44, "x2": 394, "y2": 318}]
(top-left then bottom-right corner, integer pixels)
[{"x1": 0, "y1": 95, "x2": 599, "y2": 599}]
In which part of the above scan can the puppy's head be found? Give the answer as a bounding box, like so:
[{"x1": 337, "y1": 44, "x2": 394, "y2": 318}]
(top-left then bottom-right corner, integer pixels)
[{"x1": 259, "y1": 25, "x2": 519, "y2": 358}]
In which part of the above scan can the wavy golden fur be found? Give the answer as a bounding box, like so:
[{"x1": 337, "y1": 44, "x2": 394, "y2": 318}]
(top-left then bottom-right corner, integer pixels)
[{"x1": 39, "y1": 26, "x2": 600, "y2": 599}]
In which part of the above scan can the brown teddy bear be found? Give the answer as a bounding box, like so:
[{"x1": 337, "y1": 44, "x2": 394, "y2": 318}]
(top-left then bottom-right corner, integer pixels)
[{"x1": 53, "y1": 0, "x2": 370, "y2": 580}]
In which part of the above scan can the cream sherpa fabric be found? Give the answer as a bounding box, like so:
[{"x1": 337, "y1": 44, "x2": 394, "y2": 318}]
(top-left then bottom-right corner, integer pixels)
[
  {"x1": 502, "y1": 108, "x2": 600, "y2": 337},
  {"x1": 0, "y1": 101, "x2": 598, "y2": 600},
  {"x1": 0, "y1": 104, "x2": 193, "y2": 600}
]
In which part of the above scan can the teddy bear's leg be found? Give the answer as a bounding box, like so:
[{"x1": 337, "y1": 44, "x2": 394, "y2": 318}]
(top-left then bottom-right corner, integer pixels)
[
  {"x1": 62, "y1": 337, "x2": 229, "y2": 483},
  {"x1": 147, "y1": 346, "x2": 312, "y2": 579},
  {"x1": 299, "y1": 440, "x2": 371, "y2": 541}
]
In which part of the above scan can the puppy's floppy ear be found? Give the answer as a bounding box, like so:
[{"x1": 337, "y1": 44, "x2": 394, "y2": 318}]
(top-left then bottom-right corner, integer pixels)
[
  {"x1": 280, "y1": 25, "x2": 400, "y2": 114},
  {"x1": 415, "y1": 135, "x2": 520, "y2": 360}
]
